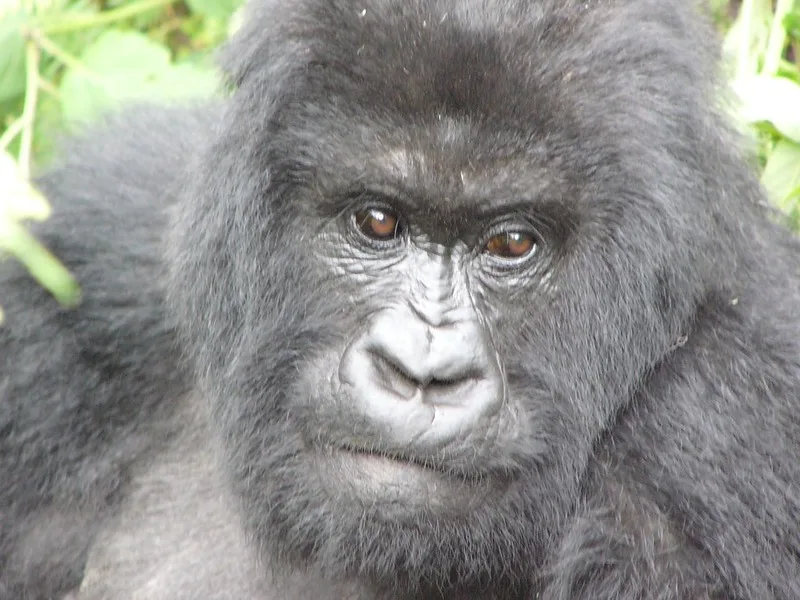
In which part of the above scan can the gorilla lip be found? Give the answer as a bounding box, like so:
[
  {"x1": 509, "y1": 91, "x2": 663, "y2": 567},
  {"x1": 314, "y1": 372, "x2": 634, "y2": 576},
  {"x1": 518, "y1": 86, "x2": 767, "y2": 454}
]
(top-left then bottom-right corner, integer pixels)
[
  {"x1": 334, "y1": 444, "x2": 445, "y2": 474},
  {"x1": 329, "y1": 442, "x2": 493, "y2": 486}
]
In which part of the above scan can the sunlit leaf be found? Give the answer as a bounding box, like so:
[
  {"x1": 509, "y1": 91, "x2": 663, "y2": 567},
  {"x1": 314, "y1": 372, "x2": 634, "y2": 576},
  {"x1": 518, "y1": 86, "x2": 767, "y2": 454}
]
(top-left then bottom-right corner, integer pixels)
[
  {"x1": 732, "y1": 75, "x2": 800, "y2": 142},
  {"x1": 185, "y1": 0, "x2": 243, "y2": 21},
  {"x1": 60, "y1": 30, "x2": 220, "y2": 126},
  {"x1": 762, "y1": 140, "x2": 800, "y2": 212},
  {"x1": 723, "y1": 0, "x2": 772, "y2": 77},
  {"x1": 0, "y1": 9, "x2": 28, "y2": 104}
]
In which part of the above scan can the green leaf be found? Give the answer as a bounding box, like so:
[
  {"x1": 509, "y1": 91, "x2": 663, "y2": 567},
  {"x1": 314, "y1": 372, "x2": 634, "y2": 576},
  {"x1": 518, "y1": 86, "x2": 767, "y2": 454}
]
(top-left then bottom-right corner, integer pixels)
[
  {"x1": 60, "y1": 30, "x2": 220, "y2": 126},
  {"x1": 185, "y1": 0, "x2": 243, "y2": 21},
  {"x1": 0, "y1": 10, "x2": 28, "y2": 104},
  {"x1": 761, "y1": 140, "x2": 800, "y2": 212},
  {"x1": 784, "y1": 12, "x2": 800, "y2": 38},
  {"x1": 732, "y1": 75, "x2": 800, "y2": 143}
]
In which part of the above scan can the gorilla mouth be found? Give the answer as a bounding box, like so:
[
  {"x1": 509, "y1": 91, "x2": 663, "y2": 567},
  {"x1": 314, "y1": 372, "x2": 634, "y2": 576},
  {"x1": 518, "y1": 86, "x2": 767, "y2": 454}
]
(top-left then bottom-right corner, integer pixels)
[
  {"x1": 324, "y1": 444, "x2": 508, "y2": 515},
  {"x1": 338, "y1": 444, "x2": 441, "y2": 471},
  {"x1": 334, "y1": 443, "x2": 488, "y2": 484}
]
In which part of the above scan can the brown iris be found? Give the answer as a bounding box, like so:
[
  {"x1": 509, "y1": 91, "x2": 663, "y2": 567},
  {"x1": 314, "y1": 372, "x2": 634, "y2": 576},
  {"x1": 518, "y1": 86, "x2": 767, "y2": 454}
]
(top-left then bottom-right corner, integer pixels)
[
  {"x1": 354, "y1": 208, "x2": 400, "y2": 241},
  {"x1": 484, "y1": 231, "x2": 535, "y2": 259}
]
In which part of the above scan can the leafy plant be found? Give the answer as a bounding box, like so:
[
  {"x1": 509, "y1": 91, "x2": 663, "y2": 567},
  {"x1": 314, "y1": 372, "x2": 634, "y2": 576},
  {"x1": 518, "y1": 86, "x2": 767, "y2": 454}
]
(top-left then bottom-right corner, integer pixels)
[
  {"x1": 724, "y1": 0, "x2": 800, "y2": 220},
  {"x1": 0, "y1": 0, "x2": 244, "y2": 321}
]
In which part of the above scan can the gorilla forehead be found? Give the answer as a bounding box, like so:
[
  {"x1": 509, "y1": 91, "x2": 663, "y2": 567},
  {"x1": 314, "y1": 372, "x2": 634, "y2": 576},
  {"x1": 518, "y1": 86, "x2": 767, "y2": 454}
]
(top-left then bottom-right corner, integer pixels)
[
  {"x1": 234, "y1": 0, "x2": 572, "y2": 134},
  {"x1": 224, "y1": 0, "x2": 714, "y2": 223},
  {"x1": 226, "y1": 0, "x2": 711, "y2": 124},
  {"x1": 291, "y1": 115, "x2": 569, "y2": 226}
]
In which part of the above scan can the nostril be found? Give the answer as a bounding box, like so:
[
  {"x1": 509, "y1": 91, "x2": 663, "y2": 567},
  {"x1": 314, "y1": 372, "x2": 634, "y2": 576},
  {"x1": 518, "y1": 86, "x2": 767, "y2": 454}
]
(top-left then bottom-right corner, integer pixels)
[
  {"x1": 427, "y1": 373, "x2": 480, "y2": 390},
  {"x1": 433, "y1": 367, "x2": 484, "y2": 383},
  {"x1": 369, "y1": 350, "x2": 419, "y2": 399},
  {"x1": 368, "y1": 347, "x2": 484, "y2": 402},
  {"x1": 425, "y1": 375, "x2": 481, "y2": 407}
]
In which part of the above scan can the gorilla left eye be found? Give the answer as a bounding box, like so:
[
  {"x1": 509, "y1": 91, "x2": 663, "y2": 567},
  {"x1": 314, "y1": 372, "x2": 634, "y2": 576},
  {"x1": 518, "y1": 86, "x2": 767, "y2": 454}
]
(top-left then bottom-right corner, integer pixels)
[
  {"x1": 353, "y1": 207, "x2": 402, "y2": 242},
  {"x1": 484, "y1": 231, "x2": 536, "y2": 259}
]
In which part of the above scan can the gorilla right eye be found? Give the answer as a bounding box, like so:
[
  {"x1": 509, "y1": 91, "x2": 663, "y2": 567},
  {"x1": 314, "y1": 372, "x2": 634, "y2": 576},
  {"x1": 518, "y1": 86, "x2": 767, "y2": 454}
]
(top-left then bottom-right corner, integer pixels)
[
  {"x1": 484, "y1": 231, "x2": 537, "y2": 260},
  {"x1": 353, "y1": 207, "x2": 403, "y2": 242}
]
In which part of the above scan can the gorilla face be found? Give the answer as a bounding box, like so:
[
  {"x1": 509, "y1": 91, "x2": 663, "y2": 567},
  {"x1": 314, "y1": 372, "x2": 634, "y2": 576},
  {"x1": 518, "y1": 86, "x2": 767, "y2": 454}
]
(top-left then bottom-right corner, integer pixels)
[
  {"x1": 199, "y1": 113, "x2": 572, "y2": 589},
  {"x1": 167, "y1": 0, "x2": 720, "y2": 592}
]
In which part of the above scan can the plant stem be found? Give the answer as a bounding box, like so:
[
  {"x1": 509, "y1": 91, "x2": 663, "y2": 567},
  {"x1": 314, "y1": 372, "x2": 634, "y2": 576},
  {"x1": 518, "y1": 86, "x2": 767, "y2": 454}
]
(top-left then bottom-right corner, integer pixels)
[
  {"x1": 40, "y1": 0, "x2": 174, "y2": 35},
  {"x1": 0, "y1": 118, "x2": 25, "y2": 153},
  {"x1": 30, "y1": 30, "x2": 105, "y2": 85},
  {"x1": 763, "y1": 0, "x2": 793, "y2": 76},
  {"x1": 19, "y1": 39, "x2": 40, "y2": 179},
  {"x1": 735, "y1": 0, "x2": 755, "y2": 80}
]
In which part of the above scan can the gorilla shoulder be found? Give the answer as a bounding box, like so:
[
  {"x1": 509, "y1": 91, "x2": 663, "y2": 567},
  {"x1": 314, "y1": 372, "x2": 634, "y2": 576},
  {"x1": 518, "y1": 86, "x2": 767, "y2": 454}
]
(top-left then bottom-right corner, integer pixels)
[{"x1": 0, "y1": 105, "x2": 218, "y2": 599}]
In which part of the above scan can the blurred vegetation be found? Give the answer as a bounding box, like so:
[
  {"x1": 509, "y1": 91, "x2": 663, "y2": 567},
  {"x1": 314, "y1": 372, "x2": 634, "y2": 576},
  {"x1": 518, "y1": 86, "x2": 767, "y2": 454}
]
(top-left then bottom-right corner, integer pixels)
[
  {"x1": 0, "y1": 0, "x2": 244, "y2": 320},
  {"x1": 712, "y1": 0, "x2": 800, "y2": 226},
  {"x1": 0, "y1": 0, "x2": 799, "y2": 321}
]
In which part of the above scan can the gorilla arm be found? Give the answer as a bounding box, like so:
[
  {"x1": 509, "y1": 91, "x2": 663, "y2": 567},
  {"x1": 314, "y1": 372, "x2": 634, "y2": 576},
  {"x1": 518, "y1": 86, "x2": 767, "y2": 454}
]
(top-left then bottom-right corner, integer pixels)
[
  {"x1": 544, "y1": 291, "x2": 800, "y2": 600},
  {"x1": 0, "y1": 106, "x2": 215, "y2": 599},
  {"x1": 76, "y1": 393, "x2": 272, "y2": 600},
  {"x1": 74, "y1": 392, "x2": 374, "y2": 600}
]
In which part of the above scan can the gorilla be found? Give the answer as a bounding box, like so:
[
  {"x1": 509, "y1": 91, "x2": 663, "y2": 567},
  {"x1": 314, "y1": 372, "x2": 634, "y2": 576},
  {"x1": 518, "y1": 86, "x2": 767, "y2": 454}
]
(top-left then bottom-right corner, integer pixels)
[{"x1": 1, "y1": 0, "x2": 799, "y2": 598}]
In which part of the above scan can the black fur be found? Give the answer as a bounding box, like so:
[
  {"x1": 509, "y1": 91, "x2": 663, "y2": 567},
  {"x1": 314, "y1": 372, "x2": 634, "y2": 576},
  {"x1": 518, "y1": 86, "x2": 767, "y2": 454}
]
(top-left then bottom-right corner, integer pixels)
[{"x1": 2, "y1": 0, "x2": 800, "y2": 599}]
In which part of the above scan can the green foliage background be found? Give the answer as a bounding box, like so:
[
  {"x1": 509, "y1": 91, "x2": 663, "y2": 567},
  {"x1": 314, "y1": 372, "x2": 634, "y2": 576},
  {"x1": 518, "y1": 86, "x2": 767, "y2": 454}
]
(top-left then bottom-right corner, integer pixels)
[
  {"x1": 0, "y1": 0, "x2": 245, "y2": 319},
  {"x1": 0, "y1": 0, "x2": 798, "y2": 320}
]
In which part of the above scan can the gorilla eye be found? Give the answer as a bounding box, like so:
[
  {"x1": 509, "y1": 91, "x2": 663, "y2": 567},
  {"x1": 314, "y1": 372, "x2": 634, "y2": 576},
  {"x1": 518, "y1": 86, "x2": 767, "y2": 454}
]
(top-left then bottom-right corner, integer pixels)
[
  {"x1": 354, "y1": 207, "x2": 402, "y2": 241},
  {"x1": 484, "y1": 231, "x2": 536, "y2": 259}
]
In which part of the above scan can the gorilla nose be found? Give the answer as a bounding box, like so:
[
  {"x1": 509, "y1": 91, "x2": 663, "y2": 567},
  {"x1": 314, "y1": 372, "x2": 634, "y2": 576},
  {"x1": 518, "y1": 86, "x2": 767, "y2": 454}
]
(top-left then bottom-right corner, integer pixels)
[
  {"x1": 369, "y1": 342, "x2": 480, "y2": 404},
  {"x1": 337, "y1": 306, "x2": 504, "y2": 447}
]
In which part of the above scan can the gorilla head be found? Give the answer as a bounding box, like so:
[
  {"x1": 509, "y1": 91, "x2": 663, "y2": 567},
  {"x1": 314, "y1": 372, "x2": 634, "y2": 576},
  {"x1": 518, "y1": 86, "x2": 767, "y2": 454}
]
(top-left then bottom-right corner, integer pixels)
[{"x1": 165, "y1": 0, "x2": 768, "y2": 596}]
